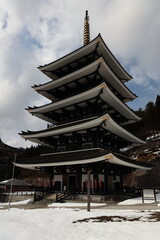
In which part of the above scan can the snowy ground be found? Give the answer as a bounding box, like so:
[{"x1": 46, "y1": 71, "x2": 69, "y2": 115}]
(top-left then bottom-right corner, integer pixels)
[
  {"x1": 0, "y1": 207, "x2": 160, "y2": 240},
  {"x1": 0, "y1": 199, "x2": 33, "y2": 208},
  {"x1": 48, "y1": 202, "x2": 107, "y2": 207},
  {"x1": 118, "y1": 192, "x2": 160, "y2": 205},
  {"x1": 0, "y1": 195, "x2": 160, "y2": 240}
]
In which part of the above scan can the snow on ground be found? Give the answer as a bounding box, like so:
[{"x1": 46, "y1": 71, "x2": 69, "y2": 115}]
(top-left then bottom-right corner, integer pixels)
[
  {"x1": 0, "y1": 199, "x2": 33, "y2": 208},
  {"x1": 118, "y1": 197, "x2": 155, "y2": 205},
  {"x1": 0, "y1": 200, "x2": 106, "y2": 208},
  {"x1": 146, "y1": 133, "x2": 160, "y2": 140},
  {"x1": 48, "y1": 202, "x2": 107, "y2": 207},
  {"x1": 0, "y1": 208, "x2": 160, "y2": 240},
  {"x1": 0, "y1": 192, "x2": 160, "y2": 209},
  {"x1": 0, "y1": 195, "x2": 160, "y2": 239},
  {"x1": 118, "y1": 193, "x2": 160, "y2": 206},
  {"x1": 5, "y1": 191, "x2": 34, "y2": 195}
]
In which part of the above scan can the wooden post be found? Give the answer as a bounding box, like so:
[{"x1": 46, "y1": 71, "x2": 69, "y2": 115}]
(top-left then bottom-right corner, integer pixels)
[
  {"x1": 87, "y1": 169, "x2": 91, "y2": 212},
  {"x1": 142, "y1": 189, "x2": 144, "y2": 203},
  {"x1": 8, "y1": 153, "x2": 17, "y2": 211},
  {"x1": 154, "y1": 189, "x2": 157, "y2": 203}
]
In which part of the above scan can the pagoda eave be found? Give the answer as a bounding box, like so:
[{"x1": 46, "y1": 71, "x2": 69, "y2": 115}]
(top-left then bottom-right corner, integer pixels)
[
  {"x1": 14, "y1": 150, "x2": 151, "y2": 170},
  {"x1": 34, "y1": 57, "x2": 136, "y2": 102},
  {"x1": 28, "y1": 83, "x2": 140, "y2": 125},
  {"x1": 38, "y1": 35, "x2": 132, "y2": 82},
  {"x1": 20, "y1": 114, "x2": 145, "y2": 146}
]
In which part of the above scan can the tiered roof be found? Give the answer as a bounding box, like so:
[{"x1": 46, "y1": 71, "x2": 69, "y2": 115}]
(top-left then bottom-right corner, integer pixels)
[{"x1": 17, "y1": 13, "x2": 150, "y2": 171}]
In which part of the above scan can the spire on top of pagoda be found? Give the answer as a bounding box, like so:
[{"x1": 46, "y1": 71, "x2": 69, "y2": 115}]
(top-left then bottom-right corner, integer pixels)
[{"x1": 83, "y1": 10, "x2": 90, "y2": 45}]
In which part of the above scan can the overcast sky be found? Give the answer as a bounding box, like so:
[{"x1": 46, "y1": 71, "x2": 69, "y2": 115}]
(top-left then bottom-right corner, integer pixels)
[{"x1": 0, "y1": 0, "x2": 160, "y2": 148}]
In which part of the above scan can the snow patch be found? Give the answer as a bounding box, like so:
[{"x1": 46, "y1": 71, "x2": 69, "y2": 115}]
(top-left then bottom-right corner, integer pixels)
[
  {"x1": 48, "y1": 202, "x2": 107, "y2": 207},
  {"x1": 118, "y1": 193, "x2": 160, "y2": 205},
  {"x1": 0, "y1": 199, "x2": 33, "y2": 207}
]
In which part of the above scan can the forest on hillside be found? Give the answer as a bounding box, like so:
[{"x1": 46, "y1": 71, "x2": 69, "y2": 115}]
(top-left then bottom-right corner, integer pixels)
[{"x1": 126, "y1": 95, "x2": 160, "y2": 139}]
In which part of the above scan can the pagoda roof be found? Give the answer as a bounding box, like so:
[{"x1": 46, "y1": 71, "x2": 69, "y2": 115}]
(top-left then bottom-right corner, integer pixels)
[
  {"x1": 34, "y1": 57, "x2": 136, "y2": 102},
  {"x1": 0, "y1": 138, "x2": 17, "y2": 152},
  {"x1": 20, "y1": 114, "x2": 145, "y2": 147},
  {"x1": 14, "y1": 148, "x2": 151, "y2": 170},
  {"x1": 38, "y1": 34, "x2": 132, "y2": 82},
  {"x1": 27, "y1": 83, "x2": 140, "y2": 125}
]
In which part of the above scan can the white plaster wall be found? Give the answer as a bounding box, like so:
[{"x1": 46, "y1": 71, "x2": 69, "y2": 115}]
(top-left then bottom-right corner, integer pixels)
[
  {"x1": 82, "y1": 174, "x2": 93, "y2": 188},
  {"x1": 54, "y1": 175, "x2": 62, "y2": 191},
  {"x1": 116, "y1": 176, "x2": 120, "y2": 182},
  {"x1": 54, "y1": 175, "x2": 62, "y2": 182},
  {"x1": 82, "y1": 174, "x2": 87, "y2": 184}
]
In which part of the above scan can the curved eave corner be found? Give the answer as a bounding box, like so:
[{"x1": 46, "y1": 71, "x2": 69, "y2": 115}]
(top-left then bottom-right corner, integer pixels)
[
  {"x1": 101, "y1": 115, "x2": 146, "y2": 146},
  {"x1": 97, "y1": 34, "x2": 132, "y2": 81},
  {"x1": 107, "y1": 153, "x2": 152, "y2": 170}
]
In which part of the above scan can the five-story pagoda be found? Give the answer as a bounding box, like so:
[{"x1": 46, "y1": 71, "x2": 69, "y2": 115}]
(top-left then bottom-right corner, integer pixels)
[{"x1": 16, "y1": 11, "x2": 151, "y2": 194}]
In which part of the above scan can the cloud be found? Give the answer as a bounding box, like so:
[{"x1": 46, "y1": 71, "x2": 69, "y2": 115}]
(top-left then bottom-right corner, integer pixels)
[{"x1": 0, "y1": 0, "x2": 160, "y2": 148}]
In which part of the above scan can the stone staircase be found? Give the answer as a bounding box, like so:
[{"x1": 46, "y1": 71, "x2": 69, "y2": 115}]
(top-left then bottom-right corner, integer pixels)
[
  {"x1": 34, "y1": 187, "x2": 54, "y2": 203},
  {"x1": 56, "y1": 191, "x2": 73, "y2": 202}
]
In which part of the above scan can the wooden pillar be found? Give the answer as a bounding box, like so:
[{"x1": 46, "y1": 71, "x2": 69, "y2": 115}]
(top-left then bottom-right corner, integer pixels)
[
  {"x1": 104, "y1": 163, "x2": 108, "y2": 193},
  {"x1": 87, "y1": 169, "x2": 91, "y2": 212},
  {"x1": 104, "y1": 173, "x2": 108, "y2": 193},
  {"x1": 93, "y1": 173, "x2": 99, "y2": 194},
  {"x1": 120, "y1": 174, "x2": 123, "y2": 190}
]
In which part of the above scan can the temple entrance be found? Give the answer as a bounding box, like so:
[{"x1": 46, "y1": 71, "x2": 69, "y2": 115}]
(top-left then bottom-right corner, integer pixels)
[
  {"x1": 54, "y1": 181, "x2": 61, "y2": 191},
  {"x1": 68, "y1": 175, "x2": 76, "y2": 191}
]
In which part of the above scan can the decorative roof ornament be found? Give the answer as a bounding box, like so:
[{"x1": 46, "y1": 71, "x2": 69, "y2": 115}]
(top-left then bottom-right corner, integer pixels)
[{"x1": 83, "y1": 10, "x2": 90, "y2": 46}]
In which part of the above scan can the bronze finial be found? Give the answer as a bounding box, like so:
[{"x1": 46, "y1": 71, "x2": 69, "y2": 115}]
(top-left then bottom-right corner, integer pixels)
[{"x1": 83, "y1": 10, "x2": 90, "y2": 46}]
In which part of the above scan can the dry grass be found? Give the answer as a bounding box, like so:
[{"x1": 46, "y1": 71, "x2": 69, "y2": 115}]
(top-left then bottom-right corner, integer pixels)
[{"x1": 73, "y1": 211, "x2": 160, "y2": 223}]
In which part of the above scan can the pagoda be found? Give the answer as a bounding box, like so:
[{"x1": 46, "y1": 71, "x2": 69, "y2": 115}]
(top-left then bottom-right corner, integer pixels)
[{"x1": 16, "y1": 11, "x2": 151, "y2": 195}]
